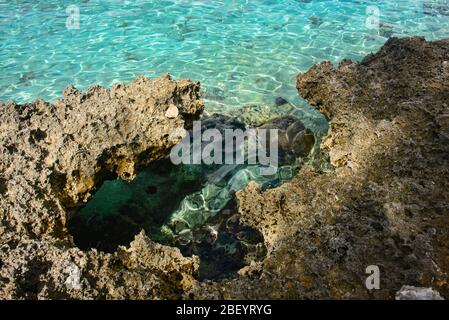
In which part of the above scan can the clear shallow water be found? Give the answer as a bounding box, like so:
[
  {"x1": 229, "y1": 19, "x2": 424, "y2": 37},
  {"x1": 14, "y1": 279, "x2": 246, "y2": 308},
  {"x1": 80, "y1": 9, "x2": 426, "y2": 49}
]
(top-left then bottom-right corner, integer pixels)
[{"x1": 1, "y1": 0, "x2": 449, "y2": 118}]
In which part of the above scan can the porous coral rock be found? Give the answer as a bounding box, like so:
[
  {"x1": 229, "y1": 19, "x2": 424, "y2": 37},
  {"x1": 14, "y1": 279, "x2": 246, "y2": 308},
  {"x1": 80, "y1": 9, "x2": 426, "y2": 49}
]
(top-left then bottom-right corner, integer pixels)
[
  {"x1": 0, "y1": 75, "x2": 203, "y2": 299},
  {"x1": 190, "y1": 37, "x2": 449, "y2": 299},
  {"x1": 2, "y1": 37, "x2": 449, "y2": 300}
]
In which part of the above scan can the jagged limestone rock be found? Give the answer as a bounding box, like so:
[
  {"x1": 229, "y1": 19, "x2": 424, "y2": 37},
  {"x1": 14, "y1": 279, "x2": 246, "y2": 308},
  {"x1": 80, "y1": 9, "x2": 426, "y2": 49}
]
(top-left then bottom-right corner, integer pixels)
[
  {"x1": 191, "y1": 37, "x2": 449, "y2": 299},
  {"x1": 2, "y1": 37, "x2": 449, "y2": 300},
  {"x1": 0, "y1": 75, "x2": 203, "y2": 299}
]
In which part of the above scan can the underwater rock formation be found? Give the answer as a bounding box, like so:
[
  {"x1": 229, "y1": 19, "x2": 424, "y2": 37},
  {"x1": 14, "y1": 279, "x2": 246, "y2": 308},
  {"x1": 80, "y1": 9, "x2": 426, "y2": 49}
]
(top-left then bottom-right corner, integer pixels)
[
  {"x1": 161, "y1": 113, "x2": 313, "y2": 280},
  {"x1": 67, "y1": 111, "x2": 314, "y2": 280},
  {"x1": 228, "y1": 103, "x2": 297, "y2": 127},
  {"x1": 164, "y1": 113, "x2": 315, "y2": 242},
  {"x1": 191, "y1": 37, "x2": 449, "y2": 299},
  {"x1": 423, "y1": 2, "x2": 449, "y2": 17},
  {"x1": 0, "y1": 75, "x2": 203, "y2": 299}
]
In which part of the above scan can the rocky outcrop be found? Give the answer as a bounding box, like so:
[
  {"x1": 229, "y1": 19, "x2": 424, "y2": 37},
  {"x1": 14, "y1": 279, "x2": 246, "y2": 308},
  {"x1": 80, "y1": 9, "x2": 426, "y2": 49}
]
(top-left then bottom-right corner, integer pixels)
[
  {"x1": 2, "y1": 37, "x2": 449, "y2": 300},
  {"x1": 191, "y1": 37, "x2": 449, "y2": 299},
  {"x1": 0, "y1": 75, "x2": 203, "y2": 299},
  {"x1": 0, "y1": 74, "x2": 203, "y2": 238},
  {"x1": 0, "y1": 232, "x2": 198, "y2": 299}
]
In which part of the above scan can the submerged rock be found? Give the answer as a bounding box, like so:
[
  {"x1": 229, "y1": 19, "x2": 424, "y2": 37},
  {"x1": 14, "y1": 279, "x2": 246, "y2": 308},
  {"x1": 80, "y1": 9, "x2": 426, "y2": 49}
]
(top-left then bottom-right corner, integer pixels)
[
  {"x1": 229, "y1": 103, "x2": 296, "y2": 127},
  {"x1": 423, "y1": 2, "x2": 449, "y2": 17},
  {"x1": 309, "y1": 16, "x2": 324, "y2": 27},
  {"x1": 274, "y1": 96, "x2": 289, "y2": 106},
  {"x1": 258, "y1": 116, "x2": 315, "y2": 164},
  {"x1": 163, "y1": 113, "x2": 314, "y2": 242},
  {"x1": 175, "y1": 199, "x2": 267, "y2": 281},
  {"x1": 379, "y1": 21, "x2": 395, "y2": 38}
]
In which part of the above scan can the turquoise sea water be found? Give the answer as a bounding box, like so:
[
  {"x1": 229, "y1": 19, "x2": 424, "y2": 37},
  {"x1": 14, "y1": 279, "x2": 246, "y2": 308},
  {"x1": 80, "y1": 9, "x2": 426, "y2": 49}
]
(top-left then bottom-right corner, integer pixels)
[{"x1": 1, "y1": 0, "x2": 449, "y2": 115}]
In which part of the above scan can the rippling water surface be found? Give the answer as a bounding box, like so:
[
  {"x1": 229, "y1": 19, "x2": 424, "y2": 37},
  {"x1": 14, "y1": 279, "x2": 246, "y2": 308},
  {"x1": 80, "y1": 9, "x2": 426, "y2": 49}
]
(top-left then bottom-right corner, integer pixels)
[{"x1": 1, "y1": 0, "x2": 449, "y2": 116}]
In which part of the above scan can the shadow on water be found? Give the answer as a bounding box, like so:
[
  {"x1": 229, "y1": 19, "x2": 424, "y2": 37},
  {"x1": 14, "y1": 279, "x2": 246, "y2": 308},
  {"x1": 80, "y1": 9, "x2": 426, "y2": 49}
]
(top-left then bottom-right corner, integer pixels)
[
  {"x1": 68, "y1": 112, "x2": 320, "y2": 280},
  {"x1": 68, "y1": 157, "x2": 267, "y2": 281},
  {"x1": 68, "y1": 158, "x2": 205, "y2": 252}
]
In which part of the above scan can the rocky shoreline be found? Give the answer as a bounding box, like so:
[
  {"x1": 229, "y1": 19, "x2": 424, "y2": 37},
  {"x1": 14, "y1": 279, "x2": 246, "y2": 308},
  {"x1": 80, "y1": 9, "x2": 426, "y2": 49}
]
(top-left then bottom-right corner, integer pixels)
[
  {"x1": 192, "y1": 36, "x2": 449, "y2": 299},
  {"x1": 0, "y1": 75, "x2": 203, "y2": 299},
  {"x1": 1, "y1": 37, "x2": 449, "y2": 299}
]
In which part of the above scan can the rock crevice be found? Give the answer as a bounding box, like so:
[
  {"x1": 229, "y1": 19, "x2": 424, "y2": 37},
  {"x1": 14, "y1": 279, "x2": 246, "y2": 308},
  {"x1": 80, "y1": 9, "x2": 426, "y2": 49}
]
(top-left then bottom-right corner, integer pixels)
[
  {"x1": 1, "y1": 37, "x2": 449, "y2": 299},
  {"x1": 0, "y1": 75, "x2": 203, "y2": 299},
  {"x1": 192, "y1": 37, "x2": 449, "y2": 299}
]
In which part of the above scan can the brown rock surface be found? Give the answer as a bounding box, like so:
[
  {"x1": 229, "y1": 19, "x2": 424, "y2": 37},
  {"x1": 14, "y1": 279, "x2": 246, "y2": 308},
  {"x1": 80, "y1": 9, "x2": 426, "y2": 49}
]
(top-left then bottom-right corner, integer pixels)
[
  {"x1": 1, "y1": 37, "x2": 449, "y2": 300},
  {"x1": 0, "y1": 75, "x2": 202, "y2": 299},
  {"x1": 191, "y1": 37, "x2": 449, "y2": 299}
]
